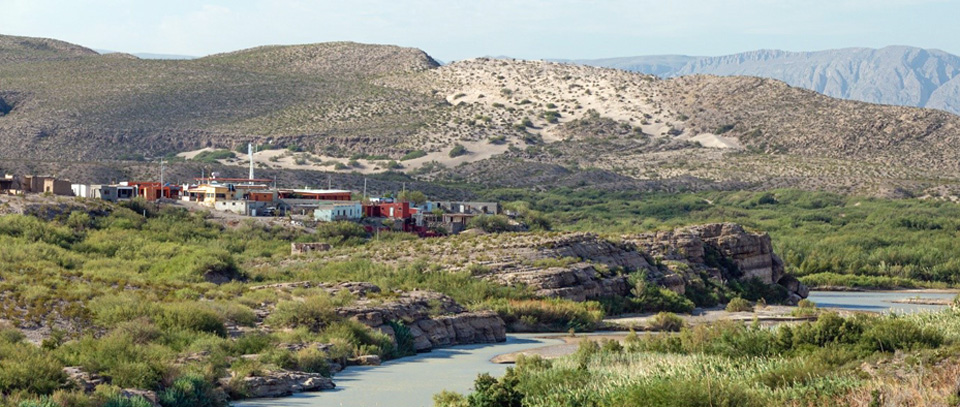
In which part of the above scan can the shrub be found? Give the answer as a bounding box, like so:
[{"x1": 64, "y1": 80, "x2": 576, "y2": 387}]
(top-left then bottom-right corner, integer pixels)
[
  {"x1": 295, "y1": 348, "x2": 331, "y2": 375},
  {"x1": 0, "y1": 342, "x2": 66, "y2": 394},
  {"x1": 266, "y1": 295, "x2": 337, "y2": 332},
  {"x1": 315, "y1": 221, "x2": 369, "y2": 245},
  {"x1": 433, "y1": 390, "x2": 469, "y2": 407},
  {"x1": 481, "y1": 298, "x2": 604, "y2": 331},
  {"x1": 191, "y1": 150, "x2": 235, "y2": 164},
  {"x1": 401, "y1": 150, "x2": 427, "y2": 161},
  {"x1": 858, "y1": 318, "x2": 942, "y2": 352},
  {"x1": 467, "y1": 215, "x2": 512, "y2": 233},
  {"x1": 725, "y1": 297, "x2": 754, "y2": 313},
  {"x1": 156, "y1": 303, "x2": 227, "y2": 337},
  {"x1": 449, "y1": 144, "x2": 468, "y2": 158},
  {"x1": 630, "y1": 278, "x2": 695, "y2": 314},
  {"x1": 388, "y1": 320, "x2": 416, "y2": 358},
  {"x1": 648, "y1": 312, "x2": 684, "y2": 332},
  {"x1": 158, "y1": 374, "x2": 227, "y2": 407}
]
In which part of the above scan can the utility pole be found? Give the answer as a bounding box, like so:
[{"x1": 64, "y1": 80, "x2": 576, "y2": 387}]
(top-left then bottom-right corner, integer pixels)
[
  {"x1": 327, "y1": 174, "x2": 331, "y2": 190},
  {"x1": 159, "y1": 158, "x2": 165, "y2": 201},
  {"x1": 363, "y1": 178, "x2": 368, "y2": 200}
]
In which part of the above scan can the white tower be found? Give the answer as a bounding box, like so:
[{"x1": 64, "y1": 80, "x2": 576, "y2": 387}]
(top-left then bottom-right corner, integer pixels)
[{"x1": 248, "y1": 143, "x2": 255, "y2": 180}]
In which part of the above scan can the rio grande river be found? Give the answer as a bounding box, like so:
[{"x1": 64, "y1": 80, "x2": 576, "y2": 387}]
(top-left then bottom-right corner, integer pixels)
[{"x1": 236, "y1": 290, "x2": 955, "y2": 407}]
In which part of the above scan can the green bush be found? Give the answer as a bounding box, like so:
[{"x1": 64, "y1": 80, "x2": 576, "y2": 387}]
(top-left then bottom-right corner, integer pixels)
[
  {"x1": 156, "y1": 303, "x2": 227, "y2": 337},
  {"x1": 191, "y1": 150, "x2": 236, "y2": 164},
  {"x1": 481, "y1": 298, "x2": 604, "y2": 332},
  {"x1": 648, "y1": 312, "x2": 684, "y2": 332},
  {"x1": 858, "y1": 318, "x2": 942, "y2": 352},
  {"x1": 449, "y1": 144, "x2": 468, "y2": 158},
  {"x1": 315, "y1": 221, "x2": 369, "y2": 245},
  {"x1": 630, "y1": 278, "x2": 695, "y2": 314},
  {"x1": 401, "y1": 150, "x2": 427, "y2": 161},
  {"x1": 0, "y1": 342, "x2": 66, "y2": 395},
  {"x1": 725, "y1": 297, "x2": 754, "y2": 313},
  {"x1": 266, "y1": 295, "x2": 337, "y2": 332},
  {"x1": 388, "y1": 320, "x2": 416, "y2": 358},
  {"x1": 158, "y1": 374, "x2": 227, "y2": 407},
  {"x1": 295, "y1": 348, "x2": 331, "y2": 375},
  {"x1": 466, "y1": 215, "x2": 512, "y2": 233}
]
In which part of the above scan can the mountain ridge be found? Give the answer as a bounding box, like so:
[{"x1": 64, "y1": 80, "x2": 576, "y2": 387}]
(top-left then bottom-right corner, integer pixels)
[
  {"x1": 568, "y1": 46, "x2": 960, "y2": 115},
  {"x1": 4, "y1": 34, "x2": 960, "y2": 197}
]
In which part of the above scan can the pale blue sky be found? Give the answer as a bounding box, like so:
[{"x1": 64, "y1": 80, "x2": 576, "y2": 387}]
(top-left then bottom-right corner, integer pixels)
[{"x1": 1, "y1": 0, "x2": 957, "y2": 61}]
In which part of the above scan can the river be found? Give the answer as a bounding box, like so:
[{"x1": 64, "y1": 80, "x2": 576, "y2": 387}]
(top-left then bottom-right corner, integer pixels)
[
  {"x1": 806, "y1": 290, "x2": 956, "y2": 313},
  {"x1": 234, "y1": 334, "x2": 563, "y2": 407},
  {"x1": 236, "y1": 290, "x2": 955, "y2": 407}
]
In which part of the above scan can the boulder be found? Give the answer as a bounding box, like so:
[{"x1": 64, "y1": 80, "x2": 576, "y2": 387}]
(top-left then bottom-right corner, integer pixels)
[
  {"x1": 120, "y1": 389, "x2": 160, "y2": 407},
  {"x1": 63, "y1": 366, "x2": 107, "y2": 393},
  {"x1": 221, "y1": 370, "x2": 335, "y2": 398},
  {"x1": 349, "y1": 355, "x2": 382, "y2": 366}
]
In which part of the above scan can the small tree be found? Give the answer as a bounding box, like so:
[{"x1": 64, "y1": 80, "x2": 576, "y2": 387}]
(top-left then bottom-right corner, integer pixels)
[
  {"x1": 449, "y1": 144, "x2": 468, "y2": 158},
  {"x1": 397, "y1": 190, "x2": 427, "y2": 205}
]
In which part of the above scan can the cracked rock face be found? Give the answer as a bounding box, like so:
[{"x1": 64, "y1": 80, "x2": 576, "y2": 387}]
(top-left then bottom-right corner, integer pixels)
[
  {"x1": 478, "y1": 223, "x2": 807, "y2": 303},
  {"x1": 336, "y1": 289, "x2": 507, "y2": 351},
  {"x1": 220, "y1": 370, "x2": 335, "y2": 398}
]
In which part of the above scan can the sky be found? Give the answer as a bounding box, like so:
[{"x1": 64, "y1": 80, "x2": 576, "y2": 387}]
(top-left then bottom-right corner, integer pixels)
[{"x1": 0, "y1": 0, "x2": 958, "y2": 61}]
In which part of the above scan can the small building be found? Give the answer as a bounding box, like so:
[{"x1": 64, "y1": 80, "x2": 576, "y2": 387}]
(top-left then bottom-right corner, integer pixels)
[
  {"x1": 128, "y1": 182, "x2": 182, "y2": 200},
  {"x1": 1, "y1": 174, "x2": 21, "y2": 195},
  {"x1": 432, "y1": 201, "x2": 501, "y2": 215},
  {"x1": 96, "y1": 185, "x2": 137, "y2": 202},
  {"x1": 244, "y1": 190, "x2": 278, "y2": 203},
  {"x1": 368, "y1": 201, "x2": 414, "y2": 219},
  {"x1": 185, "y1": 184, "x2": 234, "y2": 206},
  {"x1": 442, "y1": 213, "x2": 477, "y2": 234},
  {"x1": 21, "y1": 175, "x2": 73, "y2": 196},
  {"x1": 279, "y1": 189, "x2": 352, "y2": 201},
  {"x1": 314, "y1": 201, "x2": 363, "y2": 222},
  {"x1": 71, "y1": 184, "x2": 97, "y2": 198},
  {"x1": 214, "y1": 200, "x2": 269, "y2": 216}
]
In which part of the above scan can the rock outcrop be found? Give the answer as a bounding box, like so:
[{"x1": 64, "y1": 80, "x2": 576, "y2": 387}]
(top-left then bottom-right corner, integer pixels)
[
  {"x1": 63, "y1": 366, "x2": 107, "y2": 393},
  {"x1": 489, "y1": 263, "x2": 630, "y2": 301},
  {"x1": 473, "y1": 223, "x2": 807, "y2": 305},
  {"x1": 337, "y1": 290, "x2": 506, "y2": 351},
  {"x1": 220, "y1": 370, "x2": 334, "y2": 398},
  {"x1": 632, "y1": 223, "x2": 785, "y2": 284}
]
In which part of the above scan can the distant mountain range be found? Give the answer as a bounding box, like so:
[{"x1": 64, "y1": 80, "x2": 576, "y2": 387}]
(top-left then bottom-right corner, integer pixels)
[{"x1": 564, "y1": 46, "x2": 960, "y2": 115}]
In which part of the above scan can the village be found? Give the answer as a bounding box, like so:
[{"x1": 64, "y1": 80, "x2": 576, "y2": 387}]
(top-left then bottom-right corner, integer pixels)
[{"x1": 1, "y1": 145, "x2": 504, "y2": 238}]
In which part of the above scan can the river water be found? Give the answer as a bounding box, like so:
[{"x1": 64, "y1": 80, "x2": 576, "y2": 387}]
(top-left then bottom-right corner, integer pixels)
[
  {"x1": 234, "y1": 334, "x2": 563, "y2": 407},
  {"x1": 236, "y1": 290, "x2": 955, "y2": 407},
  {"x1": 806, "y1": 290, "x2": 956, "y2": 314}
]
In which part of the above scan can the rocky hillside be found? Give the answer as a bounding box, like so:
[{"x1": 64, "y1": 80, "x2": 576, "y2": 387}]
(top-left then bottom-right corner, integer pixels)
[
  {"x1": 571, "y1": 46, "x2": 960, "y2": 115},
  {"x1": 5, "y1": 35, "x2": 960, "y2": 195},
  {"x1": 301, "y1": 223, "x2": 809, "y2": 310},
  {"x1": 0, "y1": 34, "x2": 98, "y2": 65}
]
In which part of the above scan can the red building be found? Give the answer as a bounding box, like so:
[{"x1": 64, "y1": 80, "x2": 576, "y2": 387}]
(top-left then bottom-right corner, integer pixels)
[
  {"x1": 363, "y1": 201, "x2": 413, "y2": 219},
  {"x1": 278, "y1": 189, "x2": 351, "y2": 201}
]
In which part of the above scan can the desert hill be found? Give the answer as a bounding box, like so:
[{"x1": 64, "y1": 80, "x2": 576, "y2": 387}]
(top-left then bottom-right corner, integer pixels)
[{"x1": 3, "y1": 35, "x2": 960, "y2": 195}]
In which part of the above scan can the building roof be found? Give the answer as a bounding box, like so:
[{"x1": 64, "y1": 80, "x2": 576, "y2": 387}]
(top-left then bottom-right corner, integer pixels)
[
  {"x1": 193, "y1": 177, "x2": 273, "y2": 183},
  {"x1": 286, "y1": 189, "x2": 352, "y2": 194},
  {"x1": 315, "y1": 201, "x2": 362, "y2": 208}
]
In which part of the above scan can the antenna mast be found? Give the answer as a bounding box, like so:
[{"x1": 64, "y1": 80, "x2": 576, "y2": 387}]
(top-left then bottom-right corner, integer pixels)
[{"x1": 248, "y1": 143, "x2": 255, "y2": 181}]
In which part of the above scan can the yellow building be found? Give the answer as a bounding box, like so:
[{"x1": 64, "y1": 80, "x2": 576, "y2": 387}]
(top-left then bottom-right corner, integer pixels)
[{"x1": 185, "y1": 184, "x2": 233, "y2": 206}]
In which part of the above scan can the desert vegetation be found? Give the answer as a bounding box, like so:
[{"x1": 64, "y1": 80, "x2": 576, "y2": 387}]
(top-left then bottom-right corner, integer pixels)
[
  {"x1": 476, "y1": 188, "x2": 960, "y2": 288},
  {"x1": 437, "y1": 308, "x2": 960, "y2": 407}
]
